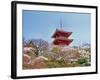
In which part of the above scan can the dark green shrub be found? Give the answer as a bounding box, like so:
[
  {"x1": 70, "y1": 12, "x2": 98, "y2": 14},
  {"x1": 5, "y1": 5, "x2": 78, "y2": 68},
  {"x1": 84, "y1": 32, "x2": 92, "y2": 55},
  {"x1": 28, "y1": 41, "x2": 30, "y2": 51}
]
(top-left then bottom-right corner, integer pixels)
[{"x1": 77, "y1": 58, "x2": 87, "y2": 64}]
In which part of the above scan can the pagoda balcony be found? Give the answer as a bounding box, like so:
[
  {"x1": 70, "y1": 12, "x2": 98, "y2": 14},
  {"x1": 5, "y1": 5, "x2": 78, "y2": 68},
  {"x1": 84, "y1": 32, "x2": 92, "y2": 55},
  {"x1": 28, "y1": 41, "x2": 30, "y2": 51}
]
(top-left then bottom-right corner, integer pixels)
[
  {"x1": 55, "y1": 36, "x2": 71, "y2": 40},
  {"x1": 53, "y1": 39, "x2": 73, "y2": 46}
]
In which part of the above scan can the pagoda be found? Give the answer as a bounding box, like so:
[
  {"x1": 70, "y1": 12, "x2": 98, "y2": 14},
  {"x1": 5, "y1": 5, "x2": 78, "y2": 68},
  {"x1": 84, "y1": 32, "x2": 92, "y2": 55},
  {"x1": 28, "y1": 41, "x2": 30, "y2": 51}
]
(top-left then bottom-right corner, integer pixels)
[{"x1": 52, "y1": 19, "x2": 73, "y2": 46}]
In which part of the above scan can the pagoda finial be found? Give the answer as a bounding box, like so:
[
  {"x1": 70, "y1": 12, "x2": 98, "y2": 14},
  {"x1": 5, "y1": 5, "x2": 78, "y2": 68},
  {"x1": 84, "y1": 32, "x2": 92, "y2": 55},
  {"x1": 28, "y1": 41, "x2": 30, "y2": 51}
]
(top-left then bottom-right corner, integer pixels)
[{"x1": 60, "y1": 18, "x2": 63, "y2": 30}]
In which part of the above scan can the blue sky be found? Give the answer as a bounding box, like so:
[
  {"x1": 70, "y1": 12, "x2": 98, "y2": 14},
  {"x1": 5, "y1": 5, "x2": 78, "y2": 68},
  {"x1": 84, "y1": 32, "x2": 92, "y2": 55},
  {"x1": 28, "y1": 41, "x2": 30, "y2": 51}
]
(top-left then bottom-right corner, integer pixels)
[{"x1": 22, "y1": 10, "x2": 91, "y2": 46}]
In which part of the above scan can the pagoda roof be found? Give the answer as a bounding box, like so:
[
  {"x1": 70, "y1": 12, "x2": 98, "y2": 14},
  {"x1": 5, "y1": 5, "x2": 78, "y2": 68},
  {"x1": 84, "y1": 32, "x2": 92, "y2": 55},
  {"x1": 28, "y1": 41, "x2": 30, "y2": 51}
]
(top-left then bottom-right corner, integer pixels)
[
  {"x1": 52, "y1": 29, "x2": 72, "y2": 38},
  {"x1": 53, "y1": 39, "x2": 73, "y2": 46}
]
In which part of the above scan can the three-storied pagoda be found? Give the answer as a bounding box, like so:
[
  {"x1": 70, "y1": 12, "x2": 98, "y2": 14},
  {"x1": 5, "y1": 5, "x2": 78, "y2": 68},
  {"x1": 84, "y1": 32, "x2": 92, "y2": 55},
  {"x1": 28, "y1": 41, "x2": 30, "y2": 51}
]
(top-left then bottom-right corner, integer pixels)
[{"x1": 52, "y1": 19, "x2": 73, "y2": 46}]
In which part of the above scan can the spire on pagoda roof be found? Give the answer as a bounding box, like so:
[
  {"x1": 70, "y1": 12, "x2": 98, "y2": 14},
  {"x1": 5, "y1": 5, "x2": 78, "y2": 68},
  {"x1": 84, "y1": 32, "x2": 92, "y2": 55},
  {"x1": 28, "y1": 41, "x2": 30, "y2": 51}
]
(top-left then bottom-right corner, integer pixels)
[{"x1": 60, "y1": 18, "x2": 63, "y2": 30}]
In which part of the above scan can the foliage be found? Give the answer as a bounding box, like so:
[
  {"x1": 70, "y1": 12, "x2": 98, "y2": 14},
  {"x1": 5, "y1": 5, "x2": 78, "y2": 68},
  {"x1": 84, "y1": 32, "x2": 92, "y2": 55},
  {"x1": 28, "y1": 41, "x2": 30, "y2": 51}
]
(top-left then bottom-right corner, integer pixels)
[
  {"x1": 31, "y1": 39, "x2": 49, "y2": 51},
  {"x1": 51, "y1": 47, "x2": 60, "y2": 53},
  {"x1": 23, "y1": 40, "x2": 91, "y2": 69},
  {"x1": 77, "y1": 58, "x2": 87, "y2": 64},
  {"x1": 24, "y1": 39, "x2": 49, "y2": 57},
  {"x1": 45, "y1": 60, "x2": 67, "y2": 68}
]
